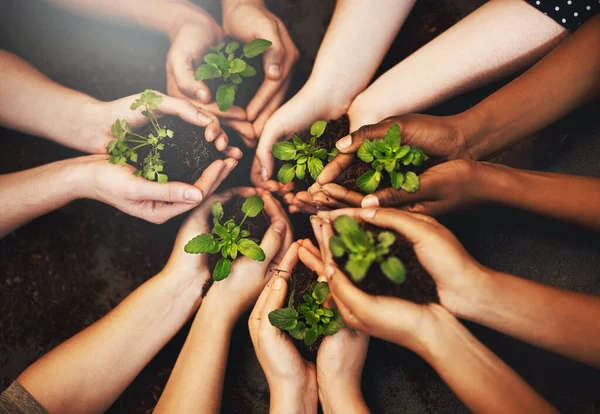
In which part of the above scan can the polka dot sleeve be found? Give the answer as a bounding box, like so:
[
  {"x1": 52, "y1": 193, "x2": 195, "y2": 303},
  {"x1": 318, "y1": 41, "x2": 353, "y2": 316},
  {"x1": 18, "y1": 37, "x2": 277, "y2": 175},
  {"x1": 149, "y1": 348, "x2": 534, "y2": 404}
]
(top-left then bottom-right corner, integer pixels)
[{"x1": 525, "y1": 0, "x2": 599, "y2": 31}]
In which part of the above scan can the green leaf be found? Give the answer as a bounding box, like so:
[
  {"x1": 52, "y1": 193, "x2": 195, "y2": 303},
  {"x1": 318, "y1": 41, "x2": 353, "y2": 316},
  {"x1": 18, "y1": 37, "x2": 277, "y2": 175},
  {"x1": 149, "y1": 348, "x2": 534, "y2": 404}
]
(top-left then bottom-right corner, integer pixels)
[
  {"x1": 333, "y1": 216, "x2": 360, "y2": 235},
  {"x1": 230, "y1": 74, "x2": 242, "y2": 84},
  {"x1": 240, "y1": 64, "x2": 257, "y2": 77},
  {"x1": 157, "y1": 173, "x2": 168, "y2": 183},
  {"x1": 312, "y1": 282, "x2": 330, "y2": 304},
  {"x1": 243, "y1": 38, "x2": 272, "y2": 58},
  {"x1": 204, "y1": 53, "x2": 220, "y2": 65},
  {"x1": 288, "y1": 321, "x2": 306, "y2": 340},
  {"x1": 277, "y1": 164, "x2": 296, "y2": 184},
  {"x1": 216, "y1": 84, "x2": 236, "y2": 112},
  {"x1": 216, "y1": 54, "x2": 230, "y2": 70},
  {"x1": 328, "y1": 148, "x2": 339, "y2": 162},
  {"x1": 307, "y1": 157, "x2": 324, "y2": 180},
  {"x1": 131, "y1": 89, "x2": 163, "y2": 110},
  {"x1": 295, "y1": 163, "x2": 306, "y2": 180},
  {"x1": 211, "y1": 42, "x2": 226, "y2": 52},
  {"x1": 377, "y1": 231, "x2": 396, "y2": 248},
  {"x1": 381, "y1": 256, "x2": 406, "y2": 284},
  {"x1": 225, "y1": 41, "x2": 240, "y2": 54},
  {"x1": 304, "y1": 326, "x2": 319, "y2": 346},
  {"x1": 384, "y1": 124, "x2": 401, "y2": 148},
  {"x1": 322, "y1": 308, "x2": 346, "y2": 335},
  {"x1": 401, "y1": 171, "x2": 420, "y2": 193},
  {"x1": 268, "y1": 307, "x2": 299, "y2": 330},
  {"x1": 237, "y1": 238, "x2": 266, "y2": 261},
  {"x1": 214, "y1": 223, "x2": 229, "y2": 239},
  {"x1": 241, "y1": 195, "x2": 264, "y2": 217},
  {"x1": 272, "y1": 141, "x2": 297, "y2": 160},
  {"x1": 396, "y1": 145, "x2": 411, "y2": 159},
  {"x1": 390, "y1": 171, "x2": 404, "y2": 190},
  {"x1": 402, "y1": 152, "x2": 414, "y2": 166},
  {"x1": 346, "y1": 257, "x2": 372, "y2": 282},
  {"x1": 211, "y1": 201, "x2": 224, "y2": 221},
  {"x1": 229, "y1": 58, "x2": 247, "y2": 74},
  {"x1": 357, "y1": 170, "x2": 381, "y2": 194},
  {"x1": 310, "y1": 120, "x2": 327, "y2": 138},
  {"x1": 213, "y1": 258, "x2": 232, "y2": 281},
  {"x1": 133, "y1": 169, "x2": 142, "y2": 177},
  {"x1": 329, "y1": 236, "x2": 346, "y2": 257},
  {"x1": 357, "y1": 141, "x2": 374, "y2": 163},
  {"x1": 313, "y1": 149, "x2": 327, "y2": 161},
  {"x1": 184, "y1": 233, "x2": 217, "y2": 254},
  {"x1": 306, "y1": 310, "x2": 320, "y2": 326}
]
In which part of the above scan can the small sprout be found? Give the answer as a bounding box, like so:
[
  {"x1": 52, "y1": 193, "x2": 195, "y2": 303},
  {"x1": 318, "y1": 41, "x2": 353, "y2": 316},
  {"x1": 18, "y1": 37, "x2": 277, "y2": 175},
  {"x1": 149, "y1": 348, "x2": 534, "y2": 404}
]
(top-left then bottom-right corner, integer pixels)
[
  {"x1": 269, "y1": 281, "x2": 346, "y2": 346},
  {"x1": 356, "y1": 124, "x2": 427, "y2": 193},
  {"x1": 184, "y1": 196, "x2": 266, "y2": 281},
  {"x1": 107, "y1": 90, "x2": 173, "y2": 182},
  {"x1": 272, "y1": 120, "x2": 339, "y2": 184},
  {"x1": 329, "y1": 215, "x2": 406, "y2": 284},
  {"x1": 195, "y1": 39, "x2": 272, "y2": 112}
]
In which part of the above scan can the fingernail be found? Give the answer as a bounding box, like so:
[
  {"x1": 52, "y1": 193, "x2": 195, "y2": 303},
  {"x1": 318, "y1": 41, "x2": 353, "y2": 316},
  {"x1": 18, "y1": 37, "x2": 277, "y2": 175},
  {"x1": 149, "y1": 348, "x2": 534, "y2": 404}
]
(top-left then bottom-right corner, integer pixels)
[
  {"x1": 268, "y1": 64, "x2": 281, "y2": 77},
  {"x1": 272, "y1": 277, "x2": 283, "y2": 290},
  {"x1": 272, "y1": 220, "x2": 286, "y2": 234},
  {"x1": 184, "y1": 188, "x2": 203, "y2": 202},
  {"x1": 309, "y1": 215, "x2": 320, "y2": 223},
  {"x1": 362, "y1": 195, "x2": 380, "y2": 208},
  {"x1": 336, "y1": 135, "x2": 352, "y2": 150},
  {"x1": 361, "y1": 209, "x2": 376, "y2": 219},
  {"x1": 197, "y1": 111, "x2": 213, "y2": 124},
  {"x1": 261, "y1": 167, "x2": 269, "y2": 181},
  {"x1": 196, "y1": 89, "x2": 207, "y2": 102},
  {"x1": 324, "y1": 265, "x2": 335, "y2": 279}
]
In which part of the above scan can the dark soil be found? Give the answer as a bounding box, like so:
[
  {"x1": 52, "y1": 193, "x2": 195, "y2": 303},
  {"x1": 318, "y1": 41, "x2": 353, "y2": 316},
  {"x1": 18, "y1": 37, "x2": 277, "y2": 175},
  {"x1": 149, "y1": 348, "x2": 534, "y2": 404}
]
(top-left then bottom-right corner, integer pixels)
[
  {"x1": 137, "y1": 116, "x2": 222, "y2": 184},
  {"x1": 336, "y1": 224, "x2": 439, "y2": 304}
]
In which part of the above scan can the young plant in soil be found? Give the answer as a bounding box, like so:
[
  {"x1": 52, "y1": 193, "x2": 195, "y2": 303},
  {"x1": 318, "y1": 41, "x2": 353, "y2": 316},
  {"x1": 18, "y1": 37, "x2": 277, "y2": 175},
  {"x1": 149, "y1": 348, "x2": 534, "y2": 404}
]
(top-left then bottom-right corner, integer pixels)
[
  {"x1": 184, "y1": 195, "x2": 266, "y2": 281},
  {"x1": 269, "y1": 281, "x2": 346, "y2": 346},
  {"x1": 195, "y1": 39, "x2": 272, "y2": 112},
  {"x1": 356, "y1": 124, "x2": 427, "y2": 194},
  {"x1": 273, "y1": 120, "x2": 339, "y2": 185},
  {"x1": 329, "y1": 216, "x2": 406, "y2": 284},
  {"x1": 107, "y1": 90, "x2": 173, "y2": 183}
]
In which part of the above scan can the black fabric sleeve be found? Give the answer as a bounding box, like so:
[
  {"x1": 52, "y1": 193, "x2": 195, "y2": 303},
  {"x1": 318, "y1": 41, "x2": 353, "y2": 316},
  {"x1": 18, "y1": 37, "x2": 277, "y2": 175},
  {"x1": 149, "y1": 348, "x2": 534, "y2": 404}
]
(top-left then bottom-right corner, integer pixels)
[
  {"x1": 524, "y1": 0, "x2": 599, "y2": 31},
  {"x1": 0, "y1": 381, "x2": 49, "y2": 414}
]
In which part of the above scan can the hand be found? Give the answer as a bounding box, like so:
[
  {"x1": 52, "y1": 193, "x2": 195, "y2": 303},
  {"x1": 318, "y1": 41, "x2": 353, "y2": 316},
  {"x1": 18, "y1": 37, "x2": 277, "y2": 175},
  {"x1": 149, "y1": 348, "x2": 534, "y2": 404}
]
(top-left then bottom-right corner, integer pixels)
[
  {"x1": 315, "y1": 208, "x2": 489, "y2": 319},
  {"x1": 85, "y1": 91, "x2": 241, "y2": 159},
  {"x1": 76, "y1": 154, "x2": 238, "y2": 224},
  {"x1": 223, "y1": 2, "x2": 299, "y2": 126},
  {"x1": 205, "y1": 190, "x2": 294, "y2": 322},
  {"x1": 249, "y1": 244, "x2": 318, "y2": 414}
]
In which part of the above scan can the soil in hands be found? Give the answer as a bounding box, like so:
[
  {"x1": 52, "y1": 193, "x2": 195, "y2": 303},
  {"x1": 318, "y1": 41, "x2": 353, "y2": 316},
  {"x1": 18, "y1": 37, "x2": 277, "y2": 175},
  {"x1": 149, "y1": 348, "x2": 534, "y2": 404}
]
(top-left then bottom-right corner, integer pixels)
[
  {"x1": 336, "y1": 223, "x2": 439, "y2": 304},
  {"x1": 137, "y1": 116, "x2": 222, "y2": 184}
]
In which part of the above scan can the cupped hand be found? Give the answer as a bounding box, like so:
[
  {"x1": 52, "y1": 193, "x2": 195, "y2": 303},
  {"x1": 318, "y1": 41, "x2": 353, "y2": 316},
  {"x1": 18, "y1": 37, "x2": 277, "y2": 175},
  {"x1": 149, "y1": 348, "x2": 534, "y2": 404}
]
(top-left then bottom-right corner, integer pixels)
[
  {"x1": 206, "y1": 191, "x2": 294, "y2": 321},
  {"x1": 78, "y1": 154, "x2": 238, "y2": 224}
]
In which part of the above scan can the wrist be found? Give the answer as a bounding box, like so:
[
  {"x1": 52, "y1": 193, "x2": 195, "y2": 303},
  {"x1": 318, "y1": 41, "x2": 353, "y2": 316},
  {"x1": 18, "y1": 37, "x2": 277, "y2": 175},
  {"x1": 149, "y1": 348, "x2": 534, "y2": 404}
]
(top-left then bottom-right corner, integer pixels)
[
  {"x1": 60, "y1": 156, "x2": 97, "y2": 201},
  {"x1": 160, "y1": 2, "x2": 218, "y2": 40},
  {"x1": 197, "y1": 288, "x2": 240, "y2": 328},
  {"x1": 302, "y1": 78, "x2": 354, "y2": 121},
  {"x1": 270, "y1": 378, "x2": 318, "y2": 414},
  {"x1": 318, "y1": 382, "x2": 367, "y2": 414},
  {"x1": 451, "y1": 104, "x2": 499, "y2": 161}
]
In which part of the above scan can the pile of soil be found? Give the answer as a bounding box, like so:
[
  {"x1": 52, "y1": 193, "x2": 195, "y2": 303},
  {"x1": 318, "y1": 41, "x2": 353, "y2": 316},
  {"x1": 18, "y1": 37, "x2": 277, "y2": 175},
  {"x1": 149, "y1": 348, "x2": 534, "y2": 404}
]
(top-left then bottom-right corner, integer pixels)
[{"x1": 137, "y1": 116, "x2": 222, "y2": 184}]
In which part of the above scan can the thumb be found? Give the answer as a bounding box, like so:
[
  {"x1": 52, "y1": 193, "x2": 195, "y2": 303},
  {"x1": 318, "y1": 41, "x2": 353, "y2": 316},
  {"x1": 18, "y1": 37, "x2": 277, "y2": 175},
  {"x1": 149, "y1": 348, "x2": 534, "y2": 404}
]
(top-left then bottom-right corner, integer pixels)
[
  {"x1": 255, "y1": 131, "x2": 277, "y2": 183},
  {"x1": 335, "y1": 122, "x2": 398, "y2": 154},
  {"x1": 260, "y1": 26, "x2": 285, "y2": 80},
  {"x1": 259, "y1": 220, "x2": 289, "y2": 265},
  {"x1": 362, "y1": 174, "x2": 437, "y2": 209},
  {"x1": 131, "y1": 181, "x2": 204, "y2": 204}
]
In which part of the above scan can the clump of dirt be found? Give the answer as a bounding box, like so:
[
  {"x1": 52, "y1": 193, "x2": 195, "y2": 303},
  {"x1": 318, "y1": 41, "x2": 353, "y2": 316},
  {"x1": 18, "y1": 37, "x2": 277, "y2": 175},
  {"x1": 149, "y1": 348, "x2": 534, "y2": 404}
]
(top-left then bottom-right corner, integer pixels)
[{"x1": 137, "y1": 116, "x2": 223, "y2": 184}]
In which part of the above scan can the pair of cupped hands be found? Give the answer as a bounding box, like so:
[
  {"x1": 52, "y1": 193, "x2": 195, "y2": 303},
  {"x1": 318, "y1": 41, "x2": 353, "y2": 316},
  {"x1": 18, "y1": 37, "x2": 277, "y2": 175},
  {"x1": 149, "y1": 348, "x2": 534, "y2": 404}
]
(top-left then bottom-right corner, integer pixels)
[
  {"x1": 69, "y1": 2, "x2": 299, "y2": 224},
  {"x1": 169, "y1": 184, "x2": 492, "y2": 411}
]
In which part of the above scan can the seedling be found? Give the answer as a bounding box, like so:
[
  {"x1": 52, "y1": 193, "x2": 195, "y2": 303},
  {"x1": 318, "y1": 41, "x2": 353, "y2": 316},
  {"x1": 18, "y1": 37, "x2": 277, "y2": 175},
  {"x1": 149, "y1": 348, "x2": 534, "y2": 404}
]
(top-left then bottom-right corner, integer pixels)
[
  {"x1": 356, "y1": 124, "x2": 427, "y2": 193},
  {"x1": 272, "y1": 120, "x2": 339, "y2": 184},
  {"x1": 269, "y1": 281, "x2": 346, "y2": 346},
  {"x1": 195, "y1": 39, "x2": 272, "y2": 112},
  {"x1": 184, "y1": 196, "x2": 266, "y2": 281},
  {"x1": 107, "y1": 90, "x2": 173, "y2": 183},
  {"x1": 329, "y1": 216, "x2": 406, "y2": 284}
]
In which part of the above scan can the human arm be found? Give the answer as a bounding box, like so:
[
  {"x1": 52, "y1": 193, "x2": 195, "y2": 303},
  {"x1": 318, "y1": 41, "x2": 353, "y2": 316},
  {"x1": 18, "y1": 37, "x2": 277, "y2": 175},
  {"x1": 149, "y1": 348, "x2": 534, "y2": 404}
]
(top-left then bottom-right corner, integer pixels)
[
  {"x1": 317, "y1": 208, "x2": 600, "y2": 369},
  {"x1": 155, "y1": 190, "x2": 293, "y2": 413},
  {"x1": 251, "y1": 0, "x2": 416, "y2": 189}
]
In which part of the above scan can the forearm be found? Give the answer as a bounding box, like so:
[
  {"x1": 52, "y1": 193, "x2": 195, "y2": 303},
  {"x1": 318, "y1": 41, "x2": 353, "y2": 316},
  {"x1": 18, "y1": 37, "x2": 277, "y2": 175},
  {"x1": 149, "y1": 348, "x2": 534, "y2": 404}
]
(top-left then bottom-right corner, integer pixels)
[
  {"x1": 348, "y1": 0, "x2": 567, "y2": 130},
  {"x1": 308, "y1": 0, "x2": 415, "y2": 111},
  {"x1": 155, "y1": 295, "x2": 233, "y2": 414},
  {"x1": 456, "y1": 268, "x2": 600, "y2": 368},
  {"x1": 270, "y1": 382, "x2": 318, "y2": 414},
  {"x1": 0, "y1": 158, "x2": 86, "y2": 238},
  {"x1": 46, "y1": 0, "x2": 212, "y2": 39},
  {"x1": 18, "y1": 269, "x2": 204, "y2": 414},
  {"x1": 476, "y1": 162, "x2": 600, "y2": 232},
  {"x1": 0, "y1": 51, "x2": 99, "y2": 151},
  {"x1": 318, "y1": 384, "x2": 368, "y2": 414},
  {"x1": 462, "y1": 14, "x2": 600, "y2": 160},
  {"x1": 424, "y1": 306, "x2": 557, "y2": 413}
]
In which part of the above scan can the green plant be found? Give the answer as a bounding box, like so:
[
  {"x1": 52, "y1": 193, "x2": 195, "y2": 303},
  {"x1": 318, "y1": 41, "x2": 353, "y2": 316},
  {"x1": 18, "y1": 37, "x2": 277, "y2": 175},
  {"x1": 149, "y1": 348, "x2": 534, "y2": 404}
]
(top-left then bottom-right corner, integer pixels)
[
  {"x1": 356, "y1": 124, "x2": 427, "y2": 194},
  {"x1": 184, "y1": 195, "x2": 266, "y2": 281},
  {"x1": 107, "y1": 90, "x2": 173, "y2": 183},
  {"x1": 195, "y1": 39, "x2": 272, "y2": 112},
  {"x1": 329, "y1": 215, "x2": 406, "y2": 284},
  {"x1": 269, "y1": 281, "x2": 346, "y2": 346},
  {"x1": 272, "y1": 120, "x2": 339, "y2": 184}
]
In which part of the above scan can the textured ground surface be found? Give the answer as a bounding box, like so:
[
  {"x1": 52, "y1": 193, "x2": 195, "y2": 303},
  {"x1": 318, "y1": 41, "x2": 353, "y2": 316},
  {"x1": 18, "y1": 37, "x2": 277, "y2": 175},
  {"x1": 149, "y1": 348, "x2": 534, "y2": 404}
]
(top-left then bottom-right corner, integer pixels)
[{"x1": 1, "y1": 0, "x2": 599, "y2": 413}]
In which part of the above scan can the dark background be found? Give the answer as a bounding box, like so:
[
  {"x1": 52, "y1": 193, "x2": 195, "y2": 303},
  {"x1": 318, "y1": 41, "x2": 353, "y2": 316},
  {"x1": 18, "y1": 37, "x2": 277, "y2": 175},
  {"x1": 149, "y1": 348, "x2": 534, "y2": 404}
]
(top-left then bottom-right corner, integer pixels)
[{"x1": 1, "y1": 0, "x2": 599, "y2": 412}]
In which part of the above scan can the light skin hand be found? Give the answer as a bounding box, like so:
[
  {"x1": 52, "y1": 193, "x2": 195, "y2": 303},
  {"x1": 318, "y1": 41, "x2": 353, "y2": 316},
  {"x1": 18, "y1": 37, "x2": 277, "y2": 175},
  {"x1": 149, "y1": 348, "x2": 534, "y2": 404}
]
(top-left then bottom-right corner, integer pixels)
[{"x1": 249, "y1": 244, "x2": 318, "y2": 414}]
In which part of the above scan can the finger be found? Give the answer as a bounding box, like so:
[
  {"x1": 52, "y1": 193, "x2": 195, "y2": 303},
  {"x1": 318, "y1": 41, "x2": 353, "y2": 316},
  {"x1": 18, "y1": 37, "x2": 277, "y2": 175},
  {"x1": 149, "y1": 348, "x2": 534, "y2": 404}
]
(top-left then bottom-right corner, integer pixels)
[
  {"x1": 283, "y1": 193, "x2": 295, "y2": 205},
  {"x1": 185, "y1": 159, "x2": 227, "y2": 200},
  {"x1": 223, "y1": 119, "x2": 257, "y2": 144},
  {"x1": 168, "y1": 49, "x2": 211, "y2": 103},
  {"x1": 131, "y1": 178, "x2": 209, "y2": 204},
  {"x1": 262, "y1": 192, "x2": 293, "y2": 263},
  {"x1": 214, "y1": 130, "x2": 229, "y2": 152},
  {"x1": 224, "y1": 144, "x2": 244, "y2": 160},
  {"x1": 357, "y1": 208, "x2": 441, "y2": 246},
  {"x1": 292, "y1": 200, "x2": 319, "y2": 215},
  {"x1": 309, "y1": 215, "x2": 323, "y2": 247},
  {"x1": 206, "y1": 158, "x2": 239, "y2": 196},
  {"x1": 298, "y1": 245, "x2": 325, "y2": 276},
  {"x1": 177, "y1": 189, "x2": 236, "y2": 238},
  {"x1": 299, "y1": 239, "x2": 321, "y2": 258},
  {"x1": 258, "y1": 276, "x2": 289, "y2": 338},
  {"x1": 312, "y1": 191, "x2": 352, "y2": 210},
  {"x1": 315, "y1": 153, "x2": 355, "y2": 186},
  {"x1": 319, "y1": 220, "x2": 336, "y2": 265},
  {"x1": 403, "y1": 200, "x2": 454, "y2": 216},
  {"x1": 363, "y1": 173, "x2": 438, "y2": 209},
  {"x1": 192, "y1": 101, "x2": 247, "y2": 121},
  {"x1": 269, "y1": 241, "x2": 300, "y2": 282},
  {"x1": 252, "y1": 77, "x2": 291, "y2": 137},
  {"x1": 335, "y1": 122, "x2": 398, "y2": 154},
  {"x1": 258, "y1": 219, "x2": 288, "y2": 266},
  {"x1": 321, "y1": 184, "x2": 363, "y2": 207},
  {"x1": 249, "y1": 275, "x2": 287, "y2": 341}
]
